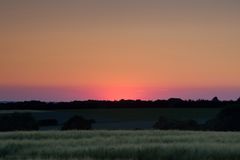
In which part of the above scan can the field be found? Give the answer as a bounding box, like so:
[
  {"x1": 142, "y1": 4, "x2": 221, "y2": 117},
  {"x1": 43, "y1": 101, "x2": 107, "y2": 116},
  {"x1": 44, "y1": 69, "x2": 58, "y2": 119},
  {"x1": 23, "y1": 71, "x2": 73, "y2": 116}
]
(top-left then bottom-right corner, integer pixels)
[
  {"x1": 1, "y1": 130, "x2": 240, "y2": 160},
  {"x1": 0, "y1": 108, "x2": 221, "y2": 130}
]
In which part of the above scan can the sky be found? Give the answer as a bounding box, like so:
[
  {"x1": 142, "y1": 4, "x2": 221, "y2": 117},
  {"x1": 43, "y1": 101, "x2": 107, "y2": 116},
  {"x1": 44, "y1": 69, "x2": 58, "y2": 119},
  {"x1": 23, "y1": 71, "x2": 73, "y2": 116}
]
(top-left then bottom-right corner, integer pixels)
[{"x1": 0, "y1": 0, "x2": 240, "y2": 101}]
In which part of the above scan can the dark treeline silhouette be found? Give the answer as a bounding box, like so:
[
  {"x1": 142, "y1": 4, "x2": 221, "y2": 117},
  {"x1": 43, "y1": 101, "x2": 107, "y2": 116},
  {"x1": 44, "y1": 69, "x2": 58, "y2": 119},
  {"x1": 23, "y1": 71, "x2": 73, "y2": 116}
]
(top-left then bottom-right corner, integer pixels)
[
  {"x1": 0, "y1": 97, "x2": 239, "y2": 110},
  {"x1": 0, "y1": 113, "x2": 95, "y2": 131},
  {"x1": 154, "y1": 106, "x2": 240, "y2": 131},
  {"x1": 0, "y1": 113, "x2": 39, "y2": 131},
  {"x1": 2, "y1": 105, "x2": 240, "y2": 131},
  {"x1": 205, "y1": 106, "x2": 240, "y2": 131}
]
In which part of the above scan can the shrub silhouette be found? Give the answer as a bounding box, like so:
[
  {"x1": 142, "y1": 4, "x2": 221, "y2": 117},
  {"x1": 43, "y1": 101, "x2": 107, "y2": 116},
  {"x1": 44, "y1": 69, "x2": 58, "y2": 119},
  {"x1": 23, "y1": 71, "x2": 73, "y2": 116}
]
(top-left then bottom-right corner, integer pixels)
[
  {"x1": 212, "y1": 97, "x2": 220, "y2": 102},
  {"x1": 237, "y1": 97, "x2": 240, "y2": 102},
  {"x1": 0, "y1": 113, "x2": 39, "y2": 131},
  {"x1": 205, "y1": 107, "x2": 240, "y2": 131},
  {"x1": 153, "y1": 116, "x2": 199, "y2": 130},
  {"x1": 62, "y1": 115, "x2": 95, "y2": 130}
]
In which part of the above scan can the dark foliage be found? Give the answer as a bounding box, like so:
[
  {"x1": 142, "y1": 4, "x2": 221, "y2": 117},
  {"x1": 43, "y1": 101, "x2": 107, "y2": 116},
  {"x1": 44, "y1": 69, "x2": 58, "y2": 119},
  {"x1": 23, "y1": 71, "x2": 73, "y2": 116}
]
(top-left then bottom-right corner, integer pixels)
[
  {"x1": 212, "y1": 97, "x2": 220, "y2": 102},
  {"x1": 0, "y1": 113, "x2": 39, "y2": 131},
  {"x1": 0, "y1": 97, "x2": 237, "y2": 110},
  {"x1": 38, "y1": 118, "x2": 58, "y2": 126},
  {"x1": 153, "y1": 116, "x2": 200, "y2": 130},
  {"x1": 62, "y1": 115, "x2": 95, "y2": 130},
  {"x1": 205, "y1": 107, "x2": 240, "y2": 131},
  {"x1": 237, "y1": 97, "x2": 240, "y2": 102},
  {"x1": 154, "y1": 106, "x2": 240, "y2": 131},
  {"x1": 1, "y1": 98, "x2": 240, "y2": 131}
]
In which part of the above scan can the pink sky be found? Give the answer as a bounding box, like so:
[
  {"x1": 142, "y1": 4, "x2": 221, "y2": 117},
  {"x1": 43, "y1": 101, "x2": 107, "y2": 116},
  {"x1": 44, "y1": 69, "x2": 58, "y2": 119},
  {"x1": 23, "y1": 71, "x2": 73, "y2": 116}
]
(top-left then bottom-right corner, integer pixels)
[
  {"x1": 0, "y1": 86, "x2": 239, "y2": 101},
  {"x1": 1, "y1": 1, "x2": 240, "y2": 101}
]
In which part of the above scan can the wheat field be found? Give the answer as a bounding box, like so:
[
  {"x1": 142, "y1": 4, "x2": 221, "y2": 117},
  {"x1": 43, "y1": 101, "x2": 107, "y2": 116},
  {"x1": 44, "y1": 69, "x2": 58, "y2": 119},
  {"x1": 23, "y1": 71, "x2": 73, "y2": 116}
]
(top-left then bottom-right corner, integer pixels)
[{"x1": 0, "y1": 130, "x2": 240, "y2": 160}]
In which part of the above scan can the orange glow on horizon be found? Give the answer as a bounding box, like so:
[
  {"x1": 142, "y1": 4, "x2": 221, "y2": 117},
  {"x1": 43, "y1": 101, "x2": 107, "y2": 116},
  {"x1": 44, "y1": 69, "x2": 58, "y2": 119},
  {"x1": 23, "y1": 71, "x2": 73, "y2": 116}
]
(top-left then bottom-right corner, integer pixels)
[
  {"x1": 96, "y1": 86, "x2": 147, "y2": 100},
  {"x1": 1, "y1": 1, "x2": 240, "y2": 100}
]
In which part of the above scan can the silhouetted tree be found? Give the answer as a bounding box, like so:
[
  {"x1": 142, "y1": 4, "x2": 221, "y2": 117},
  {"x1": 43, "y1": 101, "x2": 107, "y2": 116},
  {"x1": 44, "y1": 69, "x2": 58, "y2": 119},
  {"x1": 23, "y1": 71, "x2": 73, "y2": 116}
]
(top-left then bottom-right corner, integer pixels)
[
  {"x1": 205, "y1": 107, "x2": 240, "y2": 131},
  {"x1": 237, "y1": 97, "x2": 240, "y2": 102},
  {"x1": 62, "y1": 116, "x2": 95, "y2": 130},
  {"x1": 0, "y1": 113, "x2": 39, "y2": 131},
  {"x1": 212, "y1": 97, "x2": 220, "y2": 102}
]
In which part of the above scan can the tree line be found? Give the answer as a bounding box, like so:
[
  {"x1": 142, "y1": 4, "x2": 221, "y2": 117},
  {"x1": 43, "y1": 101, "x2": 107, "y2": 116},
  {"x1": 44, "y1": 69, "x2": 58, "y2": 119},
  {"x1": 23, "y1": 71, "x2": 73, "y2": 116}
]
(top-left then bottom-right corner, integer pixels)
[
  {"x1": 1, "y1": 106, "x2": 240, "y2": 131},
  {"x1": 1, "y1": 97, "x2": 240, "y2": 110}
]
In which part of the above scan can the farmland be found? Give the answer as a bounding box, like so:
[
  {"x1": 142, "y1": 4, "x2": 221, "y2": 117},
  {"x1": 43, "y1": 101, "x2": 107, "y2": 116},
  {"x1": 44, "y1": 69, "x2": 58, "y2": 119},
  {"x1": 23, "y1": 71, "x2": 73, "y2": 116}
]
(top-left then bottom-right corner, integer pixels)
[
  {"x1": 0, "y1": 108, "x2": 221, "y2": 130},
  {"x1": 1, "y1": 130, "x2": 240, "y2": 160}
]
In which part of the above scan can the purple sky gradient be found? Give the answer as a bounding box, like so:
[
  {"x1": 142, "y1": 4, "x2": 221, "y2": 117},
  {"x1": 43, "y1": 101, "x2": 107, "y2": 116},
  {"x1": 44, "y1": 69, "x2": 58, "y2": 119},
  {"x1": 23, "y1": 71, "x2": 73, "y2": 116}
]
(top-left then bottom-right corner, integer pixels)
[{"x1": 0, "y1": 86, "x2": 239, "y2": 102}]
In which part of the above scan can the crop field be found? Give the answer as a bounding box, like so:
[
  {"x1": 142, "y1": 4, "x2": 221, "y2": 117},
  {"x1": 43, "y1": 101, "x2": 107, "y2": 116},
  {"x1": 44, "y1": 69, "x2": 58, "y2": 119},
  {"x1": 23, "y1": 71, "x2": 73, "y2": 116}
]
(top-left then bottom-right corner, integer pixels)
[{"x1": 0, "y1": 130, "x2": 240, "y2": 160}]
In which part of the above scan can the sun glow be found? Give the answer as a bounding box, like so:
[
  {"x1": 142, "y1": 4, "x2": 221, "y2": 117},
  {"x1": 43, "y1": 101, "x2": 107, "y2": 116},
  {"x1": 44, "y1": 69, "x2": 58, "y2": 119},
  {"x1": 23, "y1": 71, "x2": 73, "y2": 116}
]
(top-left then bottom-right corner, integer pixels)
[{"x1": 98, "y1": 86, "x2": 146, "y2": 100}]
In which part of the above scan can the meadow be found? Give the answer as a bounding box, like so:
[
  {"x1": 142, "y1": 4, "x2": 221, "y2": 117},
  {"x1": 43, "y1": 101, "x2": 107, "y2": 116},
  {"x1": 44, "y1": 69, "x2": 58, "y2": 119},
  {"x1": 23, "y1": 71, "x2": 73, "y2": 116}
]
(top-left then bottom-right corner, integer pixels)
[{"x1": 0, "y1": 130, "x2": 240, "y2": 160}]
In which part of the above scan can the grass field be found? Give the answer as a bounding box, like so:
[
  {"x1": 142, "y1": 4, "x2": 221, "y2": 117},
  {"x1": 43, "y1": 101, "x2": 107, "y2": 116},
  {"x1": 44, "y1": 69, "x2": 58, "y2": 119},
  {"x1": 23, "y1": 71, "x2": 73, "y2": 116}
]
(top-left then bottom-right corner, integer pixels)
[{"x1": 0, "y1": 130, "x2": 240, "y2": 160}]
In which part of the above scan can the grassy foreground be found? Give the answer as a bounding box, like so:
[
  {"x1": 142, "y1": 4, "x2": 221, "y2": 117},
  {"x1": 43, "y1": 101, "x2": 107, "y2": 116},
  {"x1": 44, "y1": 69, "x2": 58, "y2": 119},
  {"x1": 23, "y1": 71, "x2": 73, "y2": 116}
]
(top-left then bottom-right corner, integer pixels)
[{"x1": 0, "y1": 130, "x2": 240, "y2": 160}]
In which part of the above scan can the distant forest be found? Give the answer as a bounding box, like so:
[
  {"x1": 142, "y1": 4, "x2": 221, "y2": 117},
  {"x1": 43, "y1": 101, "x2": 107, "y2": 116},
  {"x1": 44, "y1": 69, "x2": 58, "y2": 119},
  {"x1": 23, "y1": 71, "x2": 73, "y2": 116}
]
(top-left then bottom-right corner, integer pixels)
[{"x1": 0, "y1": 97, "x2": 240, "y2": 110}]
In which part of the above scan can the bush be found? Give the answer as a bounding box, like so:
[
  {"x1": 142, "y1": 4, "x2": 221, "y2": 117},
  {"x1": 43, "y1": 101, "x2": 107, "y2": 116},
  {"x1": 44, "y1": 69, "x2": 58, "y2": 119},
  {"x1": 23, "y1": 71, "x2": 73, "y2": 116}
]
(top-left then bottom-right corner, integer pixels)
[
  {"x1": 0, "y1": 113, "x2": 39, "y2": 131},
  {"x1": 62, "y1": 115, "x2": 95, "y2": 130},
  {"x1": 205, "y1": 107, "x2": 240, "y2": 131}
]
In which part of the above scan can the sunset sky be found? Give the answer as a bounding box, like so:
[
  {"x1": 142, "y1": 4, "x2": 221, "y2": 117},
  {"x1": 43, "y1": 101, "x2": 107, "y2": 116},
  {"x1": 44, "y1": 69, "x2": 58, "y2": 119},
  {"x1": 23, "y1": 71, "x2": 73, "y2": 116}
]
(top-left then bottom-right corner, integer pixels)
[{"x1": 1, "y1": 0, "x2": 240, "y2": 101}]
